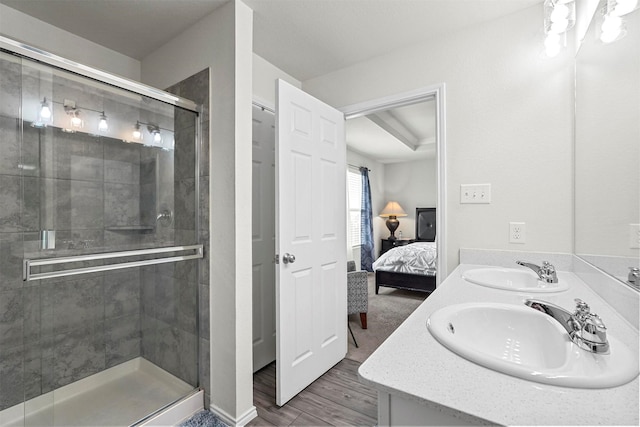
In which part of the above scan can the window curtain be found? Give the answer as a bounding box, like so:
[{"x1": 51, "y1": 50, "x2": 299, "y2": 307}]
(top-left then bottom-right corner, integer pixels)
[{"x1": 360, "y1": 167, "x2": 375, "y2": 272}]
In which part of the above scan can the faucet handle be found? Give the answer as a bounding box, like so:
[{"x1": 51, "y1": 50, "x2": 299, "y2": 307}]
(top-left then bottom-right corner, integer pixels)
[{"x1": 573, "y1": 298, "x2": 591, "y2": 317}]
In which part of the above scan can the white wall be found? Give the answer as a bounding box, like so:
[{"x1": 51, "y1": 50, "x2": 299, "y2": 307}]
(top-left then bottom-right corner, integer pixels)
[
  {"x1": 141, "y1": 1, "x2": 255, "y2": 423},
  {"x1": 253, "y1": 53, "x2": 301, "y2": 106},
  {"x1": 304, "y1": 4, "x2": 574, "y2": 277},
  {"x1": 384, "y1": 158, "x2": 437, "y2": 241},
  {"x1": 0, "y1": 4, "x2": 140, "y2": 80}
]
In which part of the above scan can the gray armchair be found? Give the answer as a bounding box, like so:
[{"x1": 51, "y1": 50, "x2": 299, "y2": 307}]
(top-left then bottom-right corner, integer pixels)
[{"x1": 347, "y1": 260, "x2": 368, "y2": 329}]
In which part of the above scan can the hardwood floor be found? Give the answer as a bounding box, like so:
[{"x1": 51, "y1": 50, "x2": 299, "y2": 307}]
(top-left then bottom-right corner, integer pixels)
[{"x1": 247, "y1": 359, "x2": 377, "y2": 426}]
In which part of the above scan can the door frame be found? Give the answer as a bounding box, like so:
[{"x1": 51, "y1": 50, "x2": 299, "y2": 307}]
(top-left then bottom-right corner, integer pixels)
[{"x1": 340, "y1": 83, "x2": 447, "y2": 285}]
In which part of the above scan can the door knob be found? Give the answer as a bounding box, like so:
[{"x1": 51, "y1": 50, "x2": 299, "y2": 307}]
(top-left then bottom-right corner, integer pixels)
[{"x1": 282, "y1": 253, "x2": 296, "y2": 264}]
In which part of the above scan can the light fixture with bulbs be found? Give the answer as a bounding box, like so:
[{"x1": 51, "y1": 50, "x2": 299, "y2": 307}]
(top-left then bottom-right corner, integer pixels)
[
  {"x1": 132, "y1": 121, "x2": 143, "y2": 141},
  {"x1": 543, "y1": 0, "x2": 575, "y2": 57},
  {"x1": 599, "y1": 0, "x2": 638, "y2": 43},
  {"x1": 98, "y1": 112, "x2": 109, "y2": 132},
  {"x1": 32, "y1": 97, "x2": 52, "y2": 128},
  {"x1": 29, "y1": 96, "x2": 175, "y2": 150},
  {"x1": 129, "y1": 121, "x2": 173, "y2": 148}
]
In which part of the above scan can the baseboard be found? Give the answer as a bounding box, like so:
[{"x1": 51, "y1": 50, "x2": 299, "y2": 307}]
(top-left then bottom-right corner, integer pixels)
[{"x1": 208, "y1": 403, "x2": 258, "y2": 426}]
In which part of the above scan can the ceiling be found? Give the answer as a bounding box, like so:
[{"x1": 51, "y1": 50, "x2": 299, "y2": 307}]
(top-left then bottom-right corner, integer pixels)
[{"x1": 0, "y1": 0, "x2": 541, "y2": 163}]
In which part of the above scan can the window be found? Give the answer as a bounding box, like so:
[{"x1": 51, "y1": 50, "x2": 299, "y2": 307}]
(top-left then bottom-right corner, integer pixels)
[{"x1": 347, "y1": 168, "x2": 362, "y2": 247}]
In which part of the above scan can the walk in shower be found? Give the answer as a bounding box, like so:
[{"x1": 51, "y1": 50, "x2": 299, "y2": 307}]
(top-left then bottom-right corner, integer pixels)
[{"x1": 0, "y1": 38, "x2": 202, "y2": 426}]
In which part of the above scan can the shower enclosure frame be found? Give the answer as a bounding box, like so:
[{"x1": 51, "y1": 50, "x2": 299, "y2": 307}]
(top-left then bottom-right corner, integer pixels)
[{"x1": 0, "y1": 34, "x2": 205, "y2": 425}]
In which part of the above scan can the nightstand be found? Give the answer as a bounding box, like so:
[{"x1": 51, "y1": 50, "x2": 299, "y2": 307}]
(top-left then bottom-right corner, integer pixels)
[{"x1": 380, "y1": 239, "x2": 413, "y2": 256}]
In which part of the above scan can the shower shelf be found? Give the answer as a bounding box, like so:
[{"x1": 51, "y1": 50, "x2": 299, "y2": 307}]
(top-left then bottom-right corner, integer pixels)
[
  {"x1": 105, "y1": 226, "x2": 155, "y2": 232},
  {"x1": 23, "y1": 244, "x2": 203, "y2": 281}
]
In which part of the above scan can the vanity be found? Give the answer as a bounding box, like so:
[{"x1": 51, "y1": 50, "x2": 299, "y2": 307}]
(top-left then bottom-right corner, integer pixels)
[
  {"x1": 357, "y1": 251, "x2": 639, "y2": 426},
  {"x1": 358, "y1": 2, "x2": 640, "y2": 424}
]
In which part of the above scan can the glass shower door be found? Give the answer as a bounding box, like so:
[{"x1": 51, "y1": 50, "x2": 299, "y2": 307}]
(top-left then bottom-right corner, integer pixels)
[{"x1": 0, "y1": 45, "x2": 200, "y2": 426}]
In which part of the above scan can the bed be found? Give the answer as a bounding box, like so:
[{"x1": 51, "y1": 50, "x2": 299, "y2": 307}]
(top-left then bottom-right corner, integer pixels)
[{"x1": 373, "y1": 207, "x2": 437, "y2": 294}]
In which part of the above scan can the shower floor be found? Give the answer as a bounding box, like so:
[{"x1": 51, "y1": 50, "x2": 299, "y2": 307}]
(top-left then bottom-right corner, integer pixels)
[{"x1": 0, "y1": 358, "x2": 195, "y2": 427}]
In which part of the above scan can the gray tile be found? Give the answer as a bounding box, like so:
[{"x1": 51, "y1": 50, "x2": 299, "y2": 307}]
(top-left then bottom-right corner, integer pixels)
[
  {"x1": 174, "y1": 178, "x2": 196, "y2": 230},
  {"x1": 42, "y1": 178, "x2": 103, "y2": 230},
  {"x1": 23, "y1": 284, "x2": 41, "y2": 345},
  {"x1": 45, "y1": 276, "x2": 104, "y2": 335},
  {"x1": 155, "y1": 320, "x2": 180, "y2": 378},
  {"x1": 141, "y1": 314, "x2": 158, "y2": 364},
  {"x1": 199, "y1": 126, "x2": 210, "y2": 177},
  {"x1": 23, "y1": 341, "x2": 45, "y2": 401},
  {"x1": 178, "y1": 329, "x2": 197, "y2": 385},
  {"x1": 104, "y1": 159, "x2": 140, "y2": 184},
  {"x1": 22, "y1": 176, "x2": 40, "y2": 232},
  {"x1": 44, "y1": 130, "x2": 104, "y2": 182},
  {"x1": 0, "y1": 344, "x2": 24, "y2": 411},
  {"x1": 0, "y1": 232, "x2": 24, "y2": 291},
  {"x1": 199, "y1": 176, "x2": 209, "y2": 232},
  {"x1": 199, "y1": 283, "x2": 209, "y2": 339},
  {"x1": 155, "y1": 274, "x2": 177, "y2": 325},
  {"x1": 0, "y1": 54, "x2": 21, "y2": 119},
  {"x1": 105, "y1": 313, "x2": 141, "y2": 368},
  {"x1": 0, "y1": 175, "x2": 27, "y2": 232},
  {"x1": 0, "y1": 116, "x2": 22, "y2": 176},
  {"x1": 199, "y1": 337, "x2": 210, "y2": 392},
  {"x1": 104, "y1": 182, "x2": 140, "y2": 227},
  {"x1": 104, "y1": 136, "x2": 142, "y2": 163},
  {"x1": 174, "y1": 126, "x2": 196, "y2": 181},
  {"x1": 104, "y1": 269, "x2": 140, "y2": 318},
  {"x1": 139, "y1": 156, "x2": 157, "y2": 185},
  {"x1": 140, "y1": 182, "x2": 156, "y2": 227},
  {"x1": 0, "y1": 289, "x2": 23, "y2": 348},
  {"x1": 46, "y1": 324, "x2": 106, "y2": 389}
]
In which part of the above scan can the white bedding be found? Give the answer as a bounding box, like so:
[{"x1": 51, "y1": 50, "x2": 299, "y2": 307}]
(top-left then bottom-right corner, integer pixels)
[{"x1": 373, "y1": 241, "x2": 437, "y2": 276}]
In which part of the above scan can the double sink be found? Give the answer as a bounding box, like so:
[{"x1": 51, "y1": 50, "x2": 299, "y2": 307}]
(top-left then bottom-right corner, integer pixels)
[{"x1": 426, "y1": 264, "x2": 639, "y2": 389}]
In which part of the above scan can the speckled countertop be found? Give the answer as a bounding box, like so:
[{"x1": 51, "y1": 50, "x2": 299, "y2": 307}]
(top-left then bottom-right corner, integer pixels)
[{"x1": 358, "y1": 264, "x2": 640, "y2": 426}]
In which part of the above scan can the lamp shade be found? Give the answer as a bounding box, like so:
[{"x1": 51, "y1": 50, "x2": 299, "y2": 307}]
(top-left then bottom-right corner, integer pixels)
[{"x1": 379, "y1": 201, "x2": 407, "y2": 218}]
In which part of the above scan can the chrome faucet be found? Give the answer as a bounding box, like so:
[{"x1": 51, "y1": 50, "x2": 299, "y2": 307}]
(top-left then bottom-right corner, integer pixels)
[
  {"x1": 516, "y1": 260, "x2": 558, "y2": 283},
  {"x1": 524, "y1": 298, "x2": 609, "y2": 354}
]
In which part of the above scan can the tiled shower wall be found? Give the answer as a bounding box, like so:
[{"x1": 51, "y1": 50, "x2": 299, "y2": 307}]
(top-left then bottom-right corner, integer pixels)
[
  {"x1": 165, "y1": 68, "x2": 211, "y2": 405},
  {"x1": 0, "y1": 53, "x2": 201, "y2": 410}
]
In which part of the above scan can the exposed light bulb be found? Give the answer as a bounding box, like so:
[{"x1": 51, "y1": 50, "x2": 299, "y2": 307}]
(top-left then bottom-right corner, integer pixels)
[
  {"x1": 70, "y1": 112, "x2": 83, "y2": 128},
  {"x1": 132, "y1": 122, "x2": 143, "y2": 141},
  {"x1": 550, "y1": 4, "x2": 570, "y2": 22},
  {"x1": 39, "y1": 99, "x2": 52, "y2": 119},
  {"x1": 98, "y1": 112, "x2": 108, "y2": 132},
  {"x1": 601, "y1": 13, "x2": 624, "y2": 42},
  {"x1": 153, "y1": 130, "x2": 162, "y2": 143},
  {"x1": 550, "y1": 18, "x2": 569, "y2": 33},
  {"x1": 612, "y1": 0, "x2": 638, "y2": 16},
  {"x1": 33, "y1": 97, "x2": 53, "y2": 127}
]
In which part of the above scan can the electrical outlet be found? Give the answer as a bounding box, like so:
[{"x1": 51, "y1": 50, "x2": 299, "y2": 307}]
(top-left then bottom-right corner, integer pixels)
[
  {"x1": 630, "y1": 224, "x2": 640, "y2": 249},
  {"x1": 460, "y1": 184, "x2": 491, "y2": 204},
  {"x1": 510, "y1": 222, "x2": 526, "y2": 244}
]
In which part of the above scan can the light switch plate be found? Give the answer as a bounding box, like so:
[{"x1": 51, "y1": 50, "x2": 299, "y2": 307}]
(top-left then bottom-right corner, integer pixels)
[{"x1": 460, "y1": 184, "x2": 491, "y2": 204}]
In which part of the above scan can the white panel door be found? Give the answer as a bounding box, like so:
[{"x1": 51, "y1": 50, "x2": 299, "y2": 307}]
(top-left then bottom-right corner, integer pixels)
[
  {"x1": 276, "y1": 79, "x2": 347, "y2": 406},
  {"x1": 252, "y1": 104, "x2": 276, "y2": 372}
]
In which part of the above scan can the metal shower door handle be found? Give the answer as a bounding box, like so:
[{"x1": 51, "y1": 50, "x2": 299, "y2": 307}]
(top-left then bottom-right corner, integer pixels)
[{"x1": 282, "y1": 253, "x2": 296, "y2": 264}]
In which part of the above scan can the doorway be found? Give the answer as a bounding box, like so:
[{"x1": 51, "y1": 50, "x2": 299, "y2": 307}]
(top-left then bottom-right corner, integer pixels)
[{"x1": 250, "y1": 81, "x2": 446, "y2": 398}]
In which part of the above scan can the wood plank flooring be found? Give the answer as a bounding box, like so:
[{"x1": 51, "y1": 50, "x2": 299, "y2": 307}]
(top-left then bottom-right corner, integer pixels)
[{"x1": 247, "y1": 359, "x2": 377, "y2": 426}]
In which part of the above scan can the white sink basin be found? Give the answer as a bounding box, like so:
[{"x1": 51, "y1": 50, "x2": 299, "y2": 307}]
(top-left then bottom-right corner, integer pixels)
[
  {"x1": 462, "y1": 267, "x2": 569, "y2": 292},
  {"x1": 427, "y1": 303, "x2": 639, "y2": 388}
]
